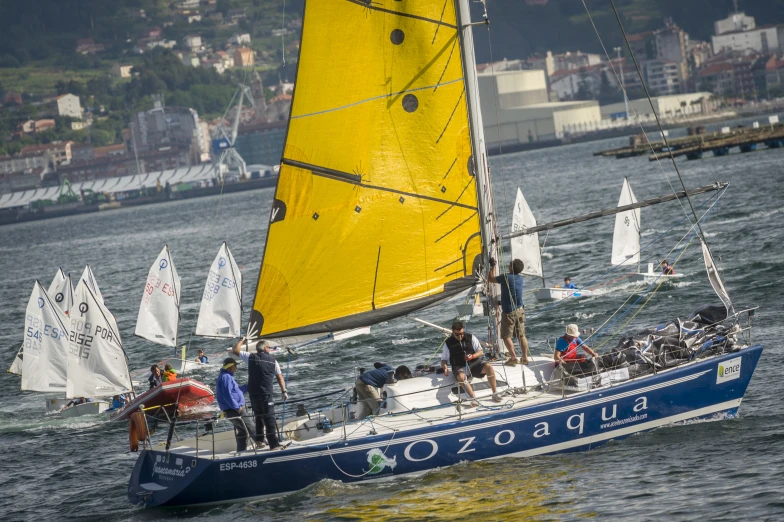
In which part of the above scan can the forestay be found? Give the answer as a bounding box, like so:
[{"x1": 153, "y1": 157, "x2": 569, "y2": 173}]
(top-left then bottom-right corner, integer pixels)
[
  {"x1": 135, "y1": 245, "x2": 181, "y2": 347},
  {"x1": 47, "y1": 268, "x2": 74, "y2": 313},
  {"x1": 67, "y1": 283, "x2": 132, "y2": 398},
  {"x1": 21, "y1": 281, "x2": 69, "y2": 392},
  {"x1": 611, "y1": 178, "x2": 641, "y2": 267},
  {"x1": 196, "y1": 242, "x2": 242, "y2": 338},
  {"x1": 250, "y1": 1, "x2": 482, "y2": 338},
  {"x1": 510, "y1": 188, "x2": 543, "y2": 278}
]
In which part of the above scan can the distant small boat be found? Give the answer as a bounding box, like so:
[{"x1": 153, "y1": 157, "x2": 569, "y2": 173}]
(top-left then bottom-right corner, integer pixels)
[
  {"x1": 509, "y1": 188, "x2": 593, "y2": 303},
  {"x1": 612, "y1": 179, "x2": 684, "y2": 284}
]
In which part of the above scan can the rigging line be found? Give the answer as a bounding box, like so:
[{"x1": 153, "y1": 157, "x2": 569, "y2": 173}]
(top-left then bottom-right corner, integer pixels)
[
  {"x1": 607, "y1": 0, "x2": 706, "y2": 240},
  {"x1": 434, "y1": 212, "x2": 478, "y2": 243},
  {"x1": 281, "y1": 0, "x2": 287, "y2": 67},
  {"x1": 345, "y1": 0, "x2": 457, "y2": 29},
  {"x1": 291, "y1": 78, "x2": 463, "y2": 120},
  {"x1": 579, "y1": 0, "x2": 689, "y2": 223}
]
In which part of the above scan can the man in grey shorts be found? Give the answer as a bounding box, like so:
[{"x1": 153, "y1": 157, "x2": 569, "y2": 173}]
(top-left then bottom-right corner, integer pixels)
[{"x1": 488, "y1": 258, "x2": 529, "y2": 366}]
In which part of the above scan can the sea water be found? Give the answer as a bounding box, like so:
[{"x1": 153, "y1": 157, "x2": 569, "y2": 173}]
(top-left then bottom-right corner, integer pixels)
[{"x1": 1, "y1": 134, "x2": 782, "y2": 521}]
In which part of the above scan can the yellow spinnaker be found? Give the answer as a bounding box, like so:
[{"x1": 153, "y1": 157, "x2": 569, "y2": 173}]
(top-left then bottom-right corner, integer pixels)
[{"x1": 251, "y1": 0, "x2": 482, "y2": 337}]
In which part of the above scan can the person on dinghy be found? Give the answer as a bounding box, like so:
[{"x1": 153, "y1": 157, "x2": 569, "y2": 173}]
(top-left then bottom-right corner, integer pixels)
[
  {"x1": 487, "y1": 258, "x2": 529, "y2": 366},
  {"x1": 216, "y1": 357, "x2": 257, "y2": 452},
  {"x1": 162, "y1": 364, "x2": 177, "y2": 382},
  {"x1": 441, "y1": 321, "x2": 503, "y2": 404},
  {"x1": 554, "y1": 324, "x2": 598, "y2": 363},
  {"x1": 195, "y1": 350, "x2": 208, "y2": 364},
  {"x1": 148, "y1": 365, "x2": 163, "y2": 389},
  {"x1": 661, "y1": 260, "x2": 675, "y2": 275},
  {"x1": 563, "y1": 277, "x2": 577, "y2": 289}
]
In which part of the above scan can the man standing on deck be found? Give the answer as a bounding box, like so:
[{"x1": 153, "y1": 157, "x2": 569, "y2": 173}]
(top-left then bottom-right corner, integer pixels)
[
  {"x1": 488, "y1": 258, "x2": 529, "y2": 366},
  {"x1": 216, "y1": 357, "x2": 257, "y2": 452},
  {"x1": 232, "y1": 339, "x2": 287, "y2": 450},
  {"x1": 441, "y1": 321, "x2": 503, "y2": 404}
]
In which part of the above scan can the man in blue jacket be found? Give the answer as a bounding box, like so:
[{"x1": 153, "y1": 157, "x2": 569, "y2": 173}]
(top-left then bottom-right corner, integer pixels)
[
  {"x1": 216, "y1": 357, "x2": 256, "y2": 452},
  {"x1": 355, "y1": 362, "x2": 394, "y2": 419}
]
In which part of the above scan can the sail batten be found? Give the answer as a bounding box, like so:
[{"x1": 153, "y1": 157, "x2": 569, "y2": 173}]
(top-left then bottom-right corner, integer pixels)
[{"x1": 250, "y1": 1, "x2": 482, "y2": 338}]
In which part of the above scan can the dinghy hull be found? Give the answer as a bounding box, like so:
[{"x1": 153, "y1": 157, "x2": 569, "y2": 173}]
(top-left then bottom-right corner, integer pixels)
[
  {"x1": 111, "y1": 378, "x2": 213, "y2": 422},
  {"x1": 534, "y1": 288, "x2": 593, "y2": 302},
  {"x1": 128, "y1": 345, "x2": 762, "y2": 507}
]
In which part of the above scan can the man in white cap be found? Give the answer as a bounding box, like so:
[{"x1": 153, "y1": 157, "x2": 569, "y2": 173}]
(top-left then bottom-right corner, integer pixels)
[{"x1": 554, "y1": 324, "x2": 598, "y2": 363}]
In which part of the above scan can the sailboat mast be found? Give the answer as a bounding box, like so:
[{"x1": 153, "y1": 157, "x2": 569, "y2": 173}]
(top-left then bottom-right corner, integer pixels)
[{"x1": 455, "y1": 0, "x2": 503, "y2": 351}]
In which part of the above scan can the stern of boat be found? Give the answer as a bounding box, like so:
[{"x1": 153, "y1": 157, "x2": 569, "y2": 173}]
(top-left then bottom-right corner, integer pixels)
[{"x1": 128, "y1": 449, "x2": 208, "y2": 508}]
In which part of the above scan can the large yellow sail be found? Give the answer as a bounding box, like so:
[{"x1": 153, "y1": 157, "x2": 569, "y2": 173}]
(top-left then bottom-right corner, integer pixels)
[{"x1": 250, "y1": 0, "x2": 482, "y2": 337}]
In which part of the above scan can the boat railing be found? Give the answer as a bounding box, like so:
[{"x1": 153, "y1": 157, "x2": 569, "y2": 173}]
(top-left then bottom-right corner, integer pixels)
[{"x1": 134, "y1": 310, "x2": 757, "y2": 457}]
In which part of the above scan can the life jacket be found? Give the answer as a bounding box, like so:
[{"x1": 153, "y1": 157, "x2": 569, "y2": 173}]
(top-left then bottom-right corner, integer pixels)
[
  {"x1": 445, "y1": 334, "x2": 476, "y2": 368},
  {"x1": 163, "y1": 369, "x2": 177, "y2": 382},
  {"x1": 248, "y1": 351, "x2": 277, "y2": 396},
  {"x1": 663, "y1": 266, "x2": 674, "y2": 275},
  {"x1": 559, "y1": 335, "x2": 585, "y2": 362}
]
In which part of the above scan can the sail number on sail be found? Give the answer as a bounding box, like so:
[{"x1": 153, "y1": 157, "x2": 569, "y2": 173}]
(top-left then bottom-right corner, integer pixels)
[
  {"x1": 25, "y1": 314, "x2": 68, "y2": 348},
  {"x1": 143, "y1": 274, "x2": 176, "y2": 305},
  {"x1": 202, "y1": 269, "x2": 237, "y2": 302}
]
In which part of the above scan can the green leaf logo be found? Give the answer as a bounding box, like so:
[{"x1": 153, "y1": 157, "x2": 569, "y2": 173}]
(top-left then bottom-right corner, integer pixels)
[{"x1": 718, "y1": 365, "x2": 724, "y2": 377}]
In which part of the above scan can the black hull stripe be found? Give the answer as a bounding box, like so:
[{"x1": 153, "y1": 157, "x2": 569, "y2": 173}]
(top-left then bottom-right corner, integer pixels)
[
  {"x1": 259, "y1": 276, "x2": 476, "y2": 338},
  {"x1": 281, "y1": 159, "x2": 477, "y2": 211}
]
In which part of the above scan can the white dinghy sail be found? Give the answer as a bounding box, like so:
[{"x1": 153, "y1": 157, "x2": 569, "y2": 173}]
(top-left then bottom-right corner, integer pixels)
[
  {"x1": 611, "y1": 177, "x2": 641, "y2": 269},
  {"x1": 135, "y1": 245, "x2": 181, "y2": 348},
  {"x1": 20, "y1": 281, "x2": 69, "y2": 393},
  {"x1": 510, "y1": 188, "x2": 543, "y2": 280},
  {"x1": 196, "y1": 242, "x2": 242, "y2": 338},
  {"x1": 67, "y1": 283, "x2": 132, "y2": 398},
  {"x1": 77, "y1": 265, "x2": 104, "y2": 303},
  {"x1": 48, "y1": 268, "x2": 75, "y2": 313}
]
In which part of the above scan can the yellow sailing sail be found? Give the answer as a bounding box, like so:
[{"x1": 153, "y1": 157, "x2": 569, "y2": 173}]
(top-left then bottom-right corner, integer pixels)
[{"x1": 251, "y1": 0, "x2": 482, "y2": 337}]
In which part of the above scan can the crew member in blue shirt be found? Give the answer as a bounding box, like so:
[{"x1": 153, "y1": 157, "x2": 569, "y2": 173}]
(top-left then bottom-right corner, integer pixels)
[
  {"x1": 195, "y1": 349, "x2": 208, "y2": 364},
  {"x1": 563, "y1": 277, "x2": 577, "y2": 289},
  {"x1": 488, "y1": 258, "x2": 529, "y2": 366},
  {"x1": 355, "y1": 362, "x2": 394, "y2": 419},
  {"x1": 216, "y1": 357, "x2": 257, "y2": 452}
]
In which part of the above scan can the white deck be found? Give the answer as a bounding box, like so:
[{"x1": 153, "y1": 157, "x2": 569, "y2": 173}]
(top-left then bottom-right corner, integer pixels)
[{"x1": 153, "y1": 356, "x2": 643, "y2": 461}]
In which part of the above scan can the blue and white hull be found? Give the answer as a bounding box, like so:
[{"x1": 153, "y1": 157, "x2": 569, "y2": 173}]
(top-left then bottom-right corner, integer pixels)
[{"x1": 128, "y1": 345, "x2": 762, "y2": 507}]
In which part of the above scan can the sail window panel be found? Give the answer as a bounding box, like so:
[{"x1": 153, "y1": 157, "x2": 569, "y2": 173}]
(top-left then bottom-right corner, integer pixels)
[
  {"x1": 287, "y1": 2, "x2": 472, "y2": 202},
  {"x1": 252, "y1": 164, "x2": 481, "y2": 336}
]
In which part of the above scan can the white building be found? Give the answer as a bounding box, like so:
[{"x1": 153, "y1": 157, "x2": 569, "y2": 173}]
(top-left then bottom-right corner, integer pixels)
[
  {"x1": 229, "y1": 33, "x2": 251, "y2": 45},
  {"x1": 52, "y1": 94, "x2": 82, "y2": 119},
  {"x1": 600, "y1": 92, "x2": 713, "y2": 120},
  {"x1": 715, "y1": 12, "x2": 756, "y2": 35},
  {"x1": 712, "y1": 24, "x2": 784, "y2": 54},
  {"x1": 478, "y1": 70, "x2": 601, "y2": 147},
  {"x1": 644, "y1": 60, "x2": 682, "y2": 95},
  {"x1": 184, "y1": 35, "x2": 203, "y2": 52}
]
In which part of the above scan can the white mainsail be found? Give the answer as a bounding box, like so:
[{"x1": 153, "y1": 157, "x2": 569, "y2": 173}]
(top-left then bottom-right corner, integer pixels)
[
  {"x1": 196, "y1": 242, "x2": 242, "y2": 338},
  {"x1": 77, "y1": 265, "x2": 104, "y2": 303},
  {"x1": 67, "y1": 283, "x2": 132, "y2": 398},
  {"x1": 48, "y1": 268, "x2": 74, "y2": 314},
  {"x1": 135, "y1": 245, "x2": 181, "y2": 347},
  {"x1": 611, "y1": 178, "x2": 641, "y2": 267},
  {"x1": 510, "y1": 188, "x2": 543, "y2": 278},
  {"x1": 20, "y1": 281, "x2": 69, "y2": 392}
]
